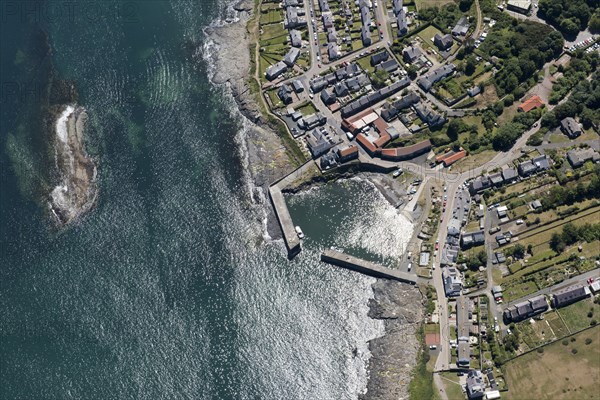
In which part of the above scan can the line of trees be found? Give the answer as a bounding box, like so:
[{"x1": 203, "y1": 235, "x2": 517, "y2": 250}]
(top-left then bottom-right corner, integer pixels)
[
  {"x1": 541, "y1": 167, "x2": 600, "y2": 210},
  {"x1": 550, "y1": 221, "x2": 600, "y2": 253}
]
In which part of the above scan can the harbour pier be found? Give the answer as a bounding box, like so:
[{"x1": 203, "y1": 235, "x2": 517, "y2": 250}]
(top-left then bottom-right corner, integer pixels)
[
  {"x1": 268, "y1": 161, "x2": 316, "y2": 258},
  {"x1": 321, "y1": 249, "x2": 419, "y2": 284}
]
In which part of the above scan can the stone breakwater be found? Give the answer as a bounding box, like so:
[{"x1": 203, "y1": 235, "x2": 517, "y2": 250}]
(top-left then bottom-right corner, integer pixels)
[{"x1": 50, "y1": 104, "x2": 97, "y2": 225}]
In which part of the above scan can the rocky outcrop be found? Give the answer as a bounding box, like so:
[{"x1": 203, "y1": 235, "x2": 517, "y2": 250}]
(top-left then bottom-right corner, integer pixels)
[
  {"x1": 362, "y1": 280, "x2": 425, "y2": 400},
  {"x1": 49, "y1": 105, "x2": 97, "y2": 225}
]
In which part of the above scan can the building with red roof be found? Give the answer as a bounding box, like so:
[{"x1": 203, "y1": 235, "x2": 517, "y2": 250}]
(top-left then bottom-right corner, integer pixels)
[
  {"x1": 518, "y1": 95, "x2": 544, "y2": 113},
  {"x1": 442, "y1": 149, "x2": 467, "y2": 167}
]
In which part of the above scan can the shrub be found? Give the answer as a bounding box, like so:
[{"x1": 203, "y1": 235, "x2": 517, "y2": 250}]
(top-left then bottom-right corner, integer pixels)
[
  {"x1": 537, "y1": 347, "x2": 544, "y2": 354},
  {"x1": 585, "y1": 338, "x2": 593, "y2": 345},
  {"x1": 562, "y1": 339, "x2": 569, "y2": 346},
  {"x1": 571, "y1": 348, "x2": 578, "y2": 354}
]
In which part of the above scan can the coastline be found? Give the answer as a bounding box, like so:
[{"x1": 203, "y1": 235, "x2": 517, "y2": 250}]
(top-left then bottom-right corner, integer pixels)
[{"x1": 203, "y1": 2, "x2": 425, "y2": 398}]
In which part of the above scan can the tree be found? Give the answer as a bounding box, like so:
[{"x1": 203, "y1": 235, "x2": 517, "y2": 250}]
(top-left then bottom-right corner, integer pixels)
[
  {"x1": 465, "y1": 55, "x2": 477, "y2": 76},
  {"x1": 550, "y1": 232, "x2": 566, "y2": 253},
  {"x1": 447, "y1": 119, "x2": 465, "y2": 141},
  {"x1": 590, "y1": 13, "x2": 600, "y2": 33},
  {"x1": 512, "y1": 244, "x2": 526, "y2": 259},
  {"x1": 560, "y1": 18, "x2": 580, "y2": 35},
  {"x1": 407, "y1": 64, "x2": 418, "y2": 80},
  {"x1": 370, "y1": 69, "x2": 389, "y2": 89}
]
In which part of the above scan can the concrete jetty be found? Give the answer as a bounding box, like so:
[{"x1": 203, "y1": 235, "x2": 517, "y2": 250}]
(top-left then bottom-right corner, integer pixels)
[
  {"x1": 268, "y1": 161, "x2": 316, "y2": 258},
  {"x1": 321, "y1": 249, "x2": 418, "y2": 284}
]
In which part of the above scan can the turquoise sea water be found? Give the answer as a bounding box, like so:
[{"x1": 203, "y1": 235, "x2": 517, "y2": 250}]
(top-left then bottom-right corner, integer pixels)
[{"x1": 0, "y1": 1, "x2": 411, "y2": 398}]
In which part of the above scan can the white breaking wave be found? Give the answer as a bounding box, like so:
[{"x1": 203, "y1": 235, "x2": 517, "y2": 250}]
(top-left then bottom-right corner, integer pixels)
[{"x1": 55, "y1": 105, "x2": 75, "y2": 144}]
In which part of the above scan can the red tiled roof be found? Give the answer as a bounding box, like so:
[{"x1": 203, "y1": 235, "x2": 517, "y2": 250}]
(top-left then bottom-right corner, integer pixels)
[
  {"x1": 436, "y1": 151, "x2": 455, "y2": 163},
  {"x1": 373, "y1": 133, "x2": 391, "y2": 148},
  {"x1": 346, "y1": 108, "x2": 375, "y2": 123},
  {"x1": 442, "y1": 149, "x2": 467, "y2": 166},
  {"x1": 339, "y1": 145, "x2": 358, "y2": 157},
  {"x1": 373, "y1": 117, "x2": 389, "y2": 134},
  {"x1": 518, "y1": 95, "x2": 544, "y2": 112},
  {"x1": 379, "y1": 139, "x2": 432, "y2": 160},
  {"x1": 356, "y1": 133, "x2": 378, "y2": 155}
]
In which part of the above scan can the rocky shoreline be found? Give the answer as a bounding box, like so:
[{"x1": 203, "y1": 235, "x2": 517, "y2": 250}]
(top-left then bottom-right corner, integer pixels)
[
  {"x1": 204, "y1": 2, "x2": 425, "y2": 398},
  {"x1": 49, "y1": 104, "x2": 97, "y2": 226}
]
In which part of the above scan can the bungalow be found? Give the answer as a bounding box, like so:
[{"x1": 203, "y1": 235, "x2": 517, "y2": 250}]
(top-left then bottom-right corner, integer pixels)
[
  {"x1": 552, "y1": 285, "x2": 591, "y2": 308},
  {"x1": 266, "y1": 61, "x2": 288, "y2": 80},
  {"x1": 283, "y1": 47, "x2": 300, "y2": 67},
  {"x1": 452, "y1": 16, "x2": 470, "y2": 37},
  {"x1": 289, "y1": 29, "x2": 302, "y2": 48},
  {"x1": 402, "y1": 46, "x2": 422, "y2": 63},
  {"x1": 371, "y1": 50, "x2": 389, "y2": 66},
  {"x1": 561, "y1": 117, "x2": 583, "y2": 139},
  {"x1": 567, "y1": 148, "x2": 600, "y2": 168},
  {"x1": 517, "y1": 95, "x2": 544, "y2": 112},
  {"x1": 433, "y1": 33, "x2": 453, "y2": 51}
]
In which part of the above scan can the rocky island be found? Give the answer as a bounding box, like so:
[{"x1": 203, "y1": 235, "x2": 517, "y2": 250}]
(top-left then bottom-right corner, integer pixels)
[{"x1": 49, "y1": 104, "x2": 97, "y2": 225}]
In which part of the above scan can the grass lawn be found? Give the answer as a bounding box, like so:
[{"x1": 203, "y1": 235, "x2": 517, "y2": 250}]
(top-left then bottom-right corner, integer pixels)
[
  {"x1": 259, "y1": 9, "x2": 283, "y2": 25},
  {"x1": 557, "y1": 298, "x2": 600, "y2": 333},
  {"x1": 451, "y1": 150, "x2": 496, "y2": 173},
  {"x1": 297, "y1": 102, "x2": 317, "y2": 116},
  {"x1": 417, "y1": 25, "x2": 443, "y2": 46},
  {"x1": 357, "y1": 55, "x2": 375, "y2": 74},
  {"x1": 504, "y1": 280, "x2": 538, "y2": 303},
  {"x1": 415, "y1": 0, "x2": 454, "y2": 10},
  {"x1": 425, "y1": 323, "x2": 440, "y2": 334},
  {"x1": 504, "y1": 327, "x2": 600, "y2": 400},
  {"x1": 439, "y1": 372, "x2": 464, "y2": 400},
  {"x1": 545, "y1": 310, "x2": 571, "y2": 338}
]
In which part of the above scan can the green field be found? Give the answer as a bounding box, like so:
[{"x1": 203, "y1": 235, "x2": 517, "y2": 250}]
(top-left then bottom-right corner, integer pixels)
[
  {"x1": 504, "y1": 327, "x2": 600, "y2": 400},
  {"x1": 557, "y1": 298, "x2": 600, "y2": 333},
  {"x1": 415, "y1": 0, "x2": 454, "y2": 10}
]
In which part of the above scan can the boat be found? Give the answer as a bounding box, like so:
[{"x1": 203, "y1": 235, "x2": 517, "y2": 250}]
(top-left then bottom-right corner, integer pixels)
[{"x1": 295, "y1": 226, "x2": 305, "y2": 239}]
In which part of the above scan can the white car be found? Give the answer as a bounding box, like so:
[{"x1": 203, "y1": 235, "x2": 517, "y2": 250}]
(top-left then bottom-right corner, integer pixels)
[
  {"x1": 295, "y1": 226, "x2": 305, "y2": 239},
  {"x1": 516, "y1": 219, "x2": 524, "y2": 225},
  {"x1": 392, "y1": 168, "x2": 403, "y2": 178}
]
